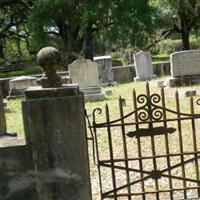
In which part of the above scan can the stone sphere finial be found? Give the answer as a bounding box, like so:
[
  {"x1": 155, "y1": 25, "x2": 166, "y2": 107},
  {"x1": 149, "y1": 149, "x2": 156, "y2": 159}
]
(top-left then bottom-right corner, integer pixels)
[{"x1": 37, "y1": 46, "x2": 62, "y2": 88}]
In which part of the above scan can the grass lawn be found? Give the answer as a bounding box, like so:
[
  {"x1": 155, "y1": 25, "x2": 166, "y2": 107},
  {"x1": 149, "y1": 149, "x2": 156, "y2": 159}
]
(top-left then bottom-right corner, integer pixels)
[{"x1": 5, "y1": 79, "x2": 200, "y2": 199}]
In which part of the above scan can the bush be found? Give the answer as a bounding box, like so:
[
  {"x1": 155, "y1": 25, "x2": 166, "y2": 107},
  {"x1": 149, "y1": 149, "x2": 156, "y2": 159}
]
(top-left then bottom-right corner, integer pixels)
[
  {"x1": 112, "y1": 59, "x2": 123, "y2": 67},
  {"x1": 0, "y1": 66, "x2": 42, "y2": 78},
  {"x1": 152, "y1": 55, "x2": 170, "y2": 62},
  {"x1": 150, "y1": 37, "x2": 200, "y2": 56}
]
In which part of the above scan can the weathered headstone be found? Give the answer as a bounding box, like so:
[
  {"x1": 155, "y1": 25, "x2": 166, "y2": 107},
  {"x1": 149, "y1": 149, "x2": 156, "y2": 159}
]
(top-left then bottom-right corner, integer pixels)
[
  {"x1": 69, "y1": 59, "x2": 105, "y2": 101},
  {"x1": 168, "y1": 50, "x2": 200, "y2": 86},
  {"x1": 68, "y1": 59, "x2": 99, "y2": 87},
  {"x1": 134, "y1": 51, "x2": 156, "y2": 81},
  {"x1": 8, "y1": 76, "x2": 37, "y2": 97},
  {"x1": 93, "y1": 55, "x2": 114, "y2": 84}
]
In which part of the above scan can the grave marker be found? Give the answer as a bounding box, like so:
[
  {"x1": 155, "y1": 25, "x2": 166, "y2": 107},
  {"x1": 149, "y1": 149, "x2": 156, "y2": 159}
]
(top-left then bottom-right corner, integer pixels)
[
  {"x1": 134, "y1": 51, "x2": 156, "y2": 81},
  {"x1": 168, "y1": 50, "x2": 200, "y2": 86},
  {"x1": 69, "y1": 59, "x2": 105, "y2": 101},
  {"x1": 93, "y1": 55, "x2": 114, "y2": 84},
  {"x1": 68, "y1": 59, "x2": 99, "y2": 87}
]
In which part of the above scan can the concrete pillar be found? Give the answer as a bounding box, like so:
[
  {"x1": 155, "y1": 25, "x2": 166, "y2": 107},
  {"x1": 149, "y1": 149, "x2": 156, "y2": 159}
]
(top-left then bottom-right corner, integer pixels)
[{"x1": 22, "y1": 85, "x2": 92, "y2": 200}]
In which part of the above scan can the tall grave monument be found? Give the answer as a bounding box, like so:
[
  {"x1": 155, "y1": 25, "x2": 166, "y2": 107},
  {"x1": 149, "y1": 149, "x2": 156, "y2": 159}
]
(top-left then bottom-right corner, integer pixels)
[{"x1": 134, "y1": 51, "x2": 156, "y2": 81}]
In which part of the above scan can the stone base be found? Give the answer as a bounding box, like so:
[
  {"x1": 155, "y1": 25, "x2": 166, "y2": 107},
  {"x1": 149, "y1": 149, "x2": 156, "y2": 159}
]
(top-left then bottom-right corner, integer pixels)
[
  {"x1": 84, "y1": 93, "x2": 106, "y2": 102},
  {"x1": 134, "y1": 75, "x2": 157, "y2": 82},
  {"x1": 167, "y1": 75, "x2": 200, "y2": 87},
  {"x1": 8, "y1": 88, "x2": 25, "y2": 96},
  {"x1": 25, "y1": 84, "x2": 79, "y2": 99},
  {"x1": 80, "y1": 86, "x2": 106, "y2": 102},
  {"x1": 97, "y1": 82, "x2": 117, "y2": 87}
]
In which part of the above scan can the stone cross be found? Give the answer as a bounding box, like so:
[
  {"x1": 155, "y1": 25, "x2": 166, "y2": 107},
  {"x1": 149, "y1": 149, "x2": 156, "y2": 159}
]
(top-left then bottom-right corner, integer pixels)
[{"x1": 37, "y1": 46, "x2": 62, "y2": 88}]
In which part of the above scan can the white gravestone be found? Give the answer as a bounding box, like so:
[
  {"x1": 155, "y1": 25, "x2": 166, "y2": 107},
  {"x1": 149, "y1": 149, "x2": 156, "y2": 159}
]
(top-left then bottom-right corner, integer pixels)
[
  {"x1": 134, "y1": 51, "x2": 156, "y2": 81},
  {"x1": 68, "y1": 59, "x2": 105, "y2": 102},
  {"x1": 68, "y1": 59, "x2": 99, "y2": 87},
  {"x1": 167, "y1": 50, "x2": 200, "y2": 87},
  {"x1": 171, "y1": 50, "x2": 200, "y2": 77},
  {"x1": 93, "y1": 55, "x2": 114, "y2": 84}
]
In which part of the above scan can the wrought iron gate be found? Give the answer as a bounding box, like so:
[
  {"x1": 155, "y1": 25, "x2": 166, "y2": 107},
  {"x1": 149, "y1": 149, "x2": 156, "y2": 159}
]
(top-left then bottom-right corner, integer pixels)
[{"x1": 89, "y1": 83, "x2": 200, "y2": 200}]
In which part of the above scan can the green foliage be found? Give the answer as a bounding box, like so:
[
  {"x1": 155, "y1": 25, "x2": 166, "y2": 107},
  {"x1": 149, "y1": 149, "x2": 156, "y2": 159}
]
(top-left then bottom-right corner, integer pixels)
[
  {"x1": 27, "y1": 0, "x2": 157, "y2": 59},
  {"x1": 152, "y1": 55, "x2": 170, "y2": 62},
  {"x1": 3, "y1": 0, "x2": 200, "y2": 62},
  {"x1": 4, "y1": 39, "x2": 30, "y2": 60},
  {"x1": 151, "y1": 37, "x2": 200, "y2": 55},
  {"x1": 112, "y1": 59, "x2": 123, "y2": 67},
  {"x1": 105, "y1": 0, "x2": 156, "y2": 49},
  {"x1": 0, "y1": 66, "x2": 41, "y2": 78},
  {"x1": 155, "y1": 0, "x2": 200, "y2": 49}
]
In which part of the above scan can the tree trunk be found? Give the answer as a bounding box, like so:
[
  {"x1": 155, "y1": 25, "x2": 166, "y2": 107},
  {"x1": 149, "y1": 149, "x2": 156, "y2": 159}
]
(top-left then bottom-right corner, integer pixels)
[
  {"x1": 181, "y1": 30, "x2": 190, "y2": 50},
  {"x1": 0, "y1": 38, "x2": 5, "y2": 58},
  {"x1": 83, "y1": 26, "x2": 93, "y2": 60},
  {"x1": 16, "y1": 25, "x2": 22, "y2": 58},
  {"x1": 178, "y1": 0, "x2": 190, "y2": 50}
]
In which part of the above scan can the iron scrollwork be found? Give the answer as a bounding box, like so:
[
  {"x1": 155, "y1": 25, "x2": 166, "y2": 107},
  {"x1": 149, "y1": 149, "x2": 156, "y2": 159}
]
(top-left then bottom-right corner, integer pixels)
[
  {"x1": 137, "y1": 93, "x2": 163, "y2": 122},
  {"x1": 92, "y1": 108, "x2": 103, "y2": 124}
]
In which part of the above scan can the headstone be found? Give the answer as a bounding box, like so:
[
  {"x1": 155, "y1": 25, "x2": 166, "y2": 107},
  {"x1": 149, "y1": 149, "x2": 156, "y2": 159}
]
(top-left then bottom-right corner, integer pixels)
[
  {"x1": 8, "y1": 76, "x2": 37, "y2": 97},
  {"x1": 69, "y1": 59, "x2": 106, "y2": 101},
  {"x1": 168, "y1": 50, "x2": 200, "y2": 87},
  {"x1": 171, "y1": 50, "x2": 200, "y2": 77},
  {"x1": 93, "y1": 55, "x2": 114, "y2": 84},
  {"x1": 68, "y1": 59, "x2": 99, "y2": 87},
  {"x1": 134, "y1": 51, "x2": 156, "y2": 81}
]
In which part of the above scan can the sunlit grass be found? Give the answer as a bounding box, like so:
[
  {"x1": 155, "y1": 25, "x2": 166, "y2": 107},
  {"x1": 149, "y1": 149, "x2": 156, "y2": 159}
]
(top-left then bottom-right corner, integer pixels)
[{"x1": 5, "y1": 97, "x2": 24, "y2": 135}]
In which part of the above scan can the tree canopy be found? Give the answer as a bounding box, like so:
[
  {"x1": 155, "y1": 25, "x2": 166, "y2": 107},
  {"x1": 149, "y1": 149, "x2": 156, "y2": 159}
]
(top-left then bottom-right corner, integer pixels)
[{"x1": 1, "y1": 0, "x2": 200, "y2": 62}]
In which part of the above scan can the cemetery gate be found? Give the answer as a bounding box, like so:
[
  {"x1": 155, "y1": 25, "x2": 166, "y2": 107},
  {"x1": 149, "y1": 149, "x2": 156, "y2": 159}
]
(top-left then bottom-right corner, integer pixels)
[{"x1": 88, "y1": 83, "x2": 200, "y2": 200}]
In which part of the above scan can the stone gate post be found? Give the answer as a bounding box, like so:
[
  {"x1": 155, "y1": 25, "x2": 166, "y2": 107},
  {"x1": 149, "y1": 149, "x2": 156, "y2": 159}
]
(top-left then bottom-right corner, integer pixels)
[{"x1": 22, "y1": 47, "x2": 92, "y2": 200}]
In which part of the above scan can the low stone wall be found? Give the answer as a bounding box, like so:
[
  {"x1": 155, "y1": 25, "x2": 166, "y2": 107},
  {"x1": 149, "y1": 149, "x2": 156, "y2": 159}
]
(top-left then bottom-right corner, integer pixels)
[
  {"x1": 0, "y1": 141, "x2": 36, "y2": 199},
  {"x1": 0, "y1": 71, "x2": 69, "y2": 98},
  {"x1": 153, "y1": 61, "x2": 170, "y2": 76},
  {"x1": 112, "y1": 65, "x2": 135, "y2": 83},
  {"x1": 0, "y1": 62, "x2": 170, "y2": 97},
  {"x1": 113, "y1": 61, "x2": 170, "y2": 83}
]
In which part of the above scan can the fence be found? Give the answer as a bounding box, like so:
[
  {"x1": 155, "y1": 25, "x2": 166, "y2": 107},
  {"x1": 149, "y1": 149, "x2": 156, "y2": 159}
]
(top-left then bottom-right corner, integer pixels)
[{"x1": 89, "y1": 82, "x2": 200, "y2": 199}]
